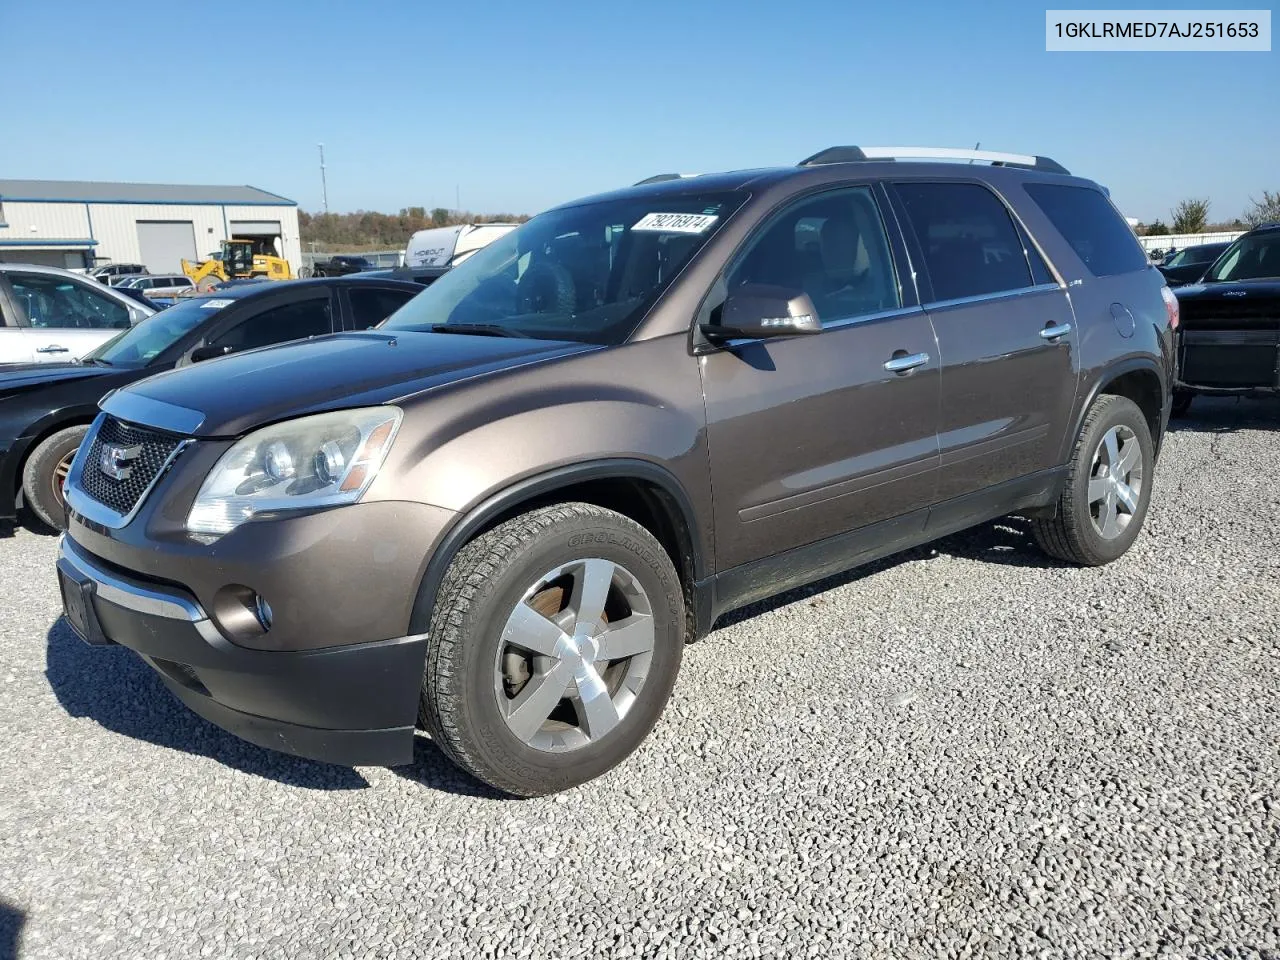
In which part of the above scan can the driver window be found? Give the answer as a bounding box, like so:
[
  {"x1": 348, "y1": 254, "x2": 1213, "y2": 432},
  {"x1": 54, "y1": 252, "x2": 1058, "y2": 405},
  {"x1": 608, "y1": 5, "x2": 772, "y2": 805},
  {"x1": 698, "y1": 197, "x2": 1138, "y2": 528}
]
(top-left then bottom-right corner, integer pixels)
[
  {"x1": 8, "y1": 274, "x2": 130, "y2": 329},
  {"x1": 725, "y1": 186, "x2": 902, "y2": 324}
]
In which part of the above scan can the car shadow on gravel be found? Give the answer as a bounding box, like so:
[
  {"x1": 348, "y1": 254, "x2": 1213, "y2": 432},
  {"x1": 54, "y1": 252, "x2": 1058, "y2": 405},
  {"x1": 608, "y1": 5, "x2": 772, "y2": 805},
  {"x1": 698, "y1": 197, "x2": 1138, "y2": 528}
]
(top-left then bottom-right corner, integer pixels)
[
  {"x1": 44, "y1": 617, "x2": 371, "y2": 791},
  {"x1": 0, "y1": 897, "x2": 23, "y2": 960},
  {"x1": 1169, "y1": 395, "x2": 1280, "y2": 434},
  {"x1": 711, "y1": 517, "x2": 1064, "y2": 632},
  {"x1": 44, "y1": 617, "x2": 508, "y2": 798}
]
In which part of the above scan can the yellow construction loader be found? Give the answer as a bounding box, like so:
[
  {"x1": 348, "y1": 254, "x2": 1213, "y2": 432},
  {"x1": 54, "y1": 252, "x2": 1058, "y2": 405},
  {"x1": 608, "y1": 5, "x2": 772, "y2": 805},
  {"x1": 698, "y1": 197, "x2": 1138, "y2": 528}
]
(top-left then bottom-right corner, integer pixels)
[{"x1": 182, "y1": 238, "x2": 293, "y2": 290}]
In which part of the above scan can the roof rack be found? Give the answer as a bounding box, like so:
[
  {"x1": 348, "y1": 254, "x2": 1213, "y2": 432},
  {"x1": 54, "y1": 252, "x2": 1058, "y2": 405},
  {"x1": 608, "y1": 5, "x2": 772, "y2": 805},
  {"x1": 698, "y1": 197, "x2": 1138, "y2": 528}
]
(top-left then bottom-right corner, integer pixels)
[
  {"x1": 633, "y1": 173, "x2": 699, "y2": 185},
  {"x1": 798, "y1": 146, "x2": 1070, "y2": 175}
]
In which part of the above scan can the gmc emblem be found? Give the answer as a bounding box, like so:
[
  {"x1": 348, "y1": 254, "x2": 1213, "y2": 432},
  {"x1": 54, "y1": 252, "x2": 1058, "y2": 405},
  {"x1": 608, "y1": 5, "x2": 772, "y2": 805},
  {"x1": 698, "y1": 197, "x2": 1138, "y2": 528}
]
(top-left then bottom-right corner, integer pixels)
[{"x1": 100, "y1": 443, "x2": 141, "y2": 481}]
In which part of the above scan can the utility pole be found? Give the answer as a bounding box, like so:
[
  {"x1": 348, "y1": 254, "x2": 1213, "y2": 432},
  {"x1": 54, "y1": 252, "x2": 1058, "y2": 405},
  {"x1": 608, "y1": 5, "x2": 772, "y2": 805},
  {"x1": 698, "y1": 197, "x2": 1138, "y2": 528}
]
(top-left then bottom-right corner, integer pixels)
[{"x1": 318, "y1": 143, "x2": 329, "y2": 214}]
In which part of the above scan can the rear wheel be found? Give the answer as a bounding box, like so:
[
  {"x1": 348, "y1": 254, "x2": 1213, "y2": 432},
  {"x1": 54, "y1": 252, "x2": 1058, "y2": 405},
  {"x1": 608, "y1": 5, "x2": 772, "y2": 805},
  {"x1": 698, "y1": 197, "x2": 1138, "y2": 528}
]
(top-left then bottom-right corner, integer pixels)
[
  {"x1": 420, "y1": 503, "x2": 684, "y2": 796},
  {"x1": 22, "y1": 425, "x2": 89, "y2": 531},
  {"x1": 1032, "y1": 395, "x2": 1154, "y2": 566}
]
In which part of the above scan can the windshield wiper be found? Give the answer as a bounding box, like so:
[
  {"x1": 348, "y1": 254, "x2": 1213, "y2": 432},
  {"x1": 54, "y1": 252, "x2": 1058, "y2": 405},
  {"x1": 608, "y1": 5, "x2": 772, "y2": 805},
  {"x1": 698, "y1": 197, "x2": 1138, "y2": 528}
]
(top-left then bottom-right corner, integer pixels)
[
  {"x1": 429, "y1": 323, "x2": 529, "y2": 338},
  {"x1": 80, "y1": 357, "x2": 113, "y2": 366}
]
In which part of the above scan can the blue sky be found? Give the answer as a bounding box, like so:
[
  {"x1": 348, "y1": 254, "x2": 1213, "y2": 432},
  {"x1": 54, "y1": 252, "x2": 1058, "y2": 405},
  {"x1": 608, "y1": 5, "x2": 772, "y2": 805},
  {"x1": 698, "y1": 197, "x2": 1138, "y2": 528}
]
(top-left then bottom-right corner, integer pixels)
[{"x1": 2, "y1": 0, "x2": 1275, "y2": 223}]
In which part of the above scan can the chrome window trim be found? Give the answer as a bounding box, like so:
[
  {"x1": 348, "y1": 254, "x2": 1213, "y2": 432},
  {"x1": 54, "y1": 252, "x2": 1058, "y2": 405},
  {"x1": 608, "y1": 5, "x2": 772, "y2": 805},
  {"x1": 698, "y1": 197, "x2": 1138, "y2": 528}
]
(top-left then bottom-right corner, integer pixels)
[
  {"x1": 923, "y1": 282, "x2": 1064, "y2": 312},
  {"x1": 101, "y1": 391, "x2": 205, "y2": 435},
  {"x1": 59, "y1": 535, "x2": 206, "y2": 622},
  {"x1": 719, "y1": 305, "x2": 927, "y2": 348},
  {"x1": 63, "y1": 411, "x2": 194, "y2": 530}
]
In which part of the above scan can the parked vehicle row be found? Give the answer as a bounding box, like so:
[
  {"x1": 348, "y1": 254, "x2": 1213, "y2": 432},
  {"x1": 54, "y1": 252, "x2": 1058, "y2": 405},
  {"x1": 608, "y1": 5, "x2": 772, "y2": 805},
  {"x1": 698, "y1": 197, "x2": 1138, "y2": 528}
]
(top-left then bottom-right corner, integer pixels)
[
  {"x1": 1170, "y1": 221, "x2": 1280, "y2": 414},
  {"x1": 1, "y1": 275, "x2": 422, "y2": 531},
  {"x1": 49, "y1": 146, "x2": 1176, "y2": 797},
  {"x1": 0, "y1": 263, "x2": 155, "y2": 364}
]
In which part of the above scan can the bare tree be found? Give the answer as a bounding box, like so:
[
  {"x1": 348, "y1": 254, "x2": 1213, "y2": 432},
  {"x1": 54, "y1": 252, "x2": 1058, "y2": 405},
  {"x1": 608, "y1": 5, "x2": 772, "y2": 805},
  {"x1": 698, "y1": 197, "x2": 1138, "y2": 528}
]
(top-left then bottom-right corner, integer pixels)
[
  {"x1": 1171, "y1": 198, "x2": 1211, "y2": 234},
  {"x1": 1242, "y1": 190, "x2": 1280, "y2": 227}
]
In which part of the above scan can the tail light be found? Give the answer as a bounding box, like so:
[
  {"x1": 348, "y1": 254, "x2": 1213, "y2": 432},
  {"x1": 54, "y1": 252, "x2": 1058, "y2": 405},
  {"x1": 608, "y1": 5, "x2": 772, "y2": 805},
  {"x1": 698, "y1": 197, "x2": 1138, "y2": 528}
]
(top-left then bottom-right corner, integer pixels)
[{"x1": 1160, "y1": 285, "x2": 1180, "y2": 329}]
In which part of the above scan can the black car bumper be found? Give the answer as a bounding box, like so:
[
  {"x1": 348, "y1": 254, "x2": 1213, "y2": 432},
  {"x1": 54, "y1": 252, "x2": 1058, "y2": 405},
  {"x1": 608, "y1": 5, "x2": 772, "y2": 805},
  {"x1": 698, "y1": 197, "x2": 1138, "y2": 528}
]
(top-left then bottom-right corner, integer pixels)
[{"x1": 57, "y1": 535, "x2": 428, "y2": 766}]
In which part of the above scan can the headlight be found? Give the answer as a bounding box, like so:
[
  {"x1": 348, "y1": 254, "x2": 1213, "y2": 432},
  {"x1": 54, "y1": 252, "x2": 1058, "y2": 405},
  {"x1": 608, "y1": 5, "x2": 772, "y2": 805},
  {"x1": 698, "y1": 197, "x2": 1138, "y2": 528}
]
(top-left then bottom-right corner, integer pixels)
[{"x1": 187, "y1": 407, "x2": 402, "y2": 536}]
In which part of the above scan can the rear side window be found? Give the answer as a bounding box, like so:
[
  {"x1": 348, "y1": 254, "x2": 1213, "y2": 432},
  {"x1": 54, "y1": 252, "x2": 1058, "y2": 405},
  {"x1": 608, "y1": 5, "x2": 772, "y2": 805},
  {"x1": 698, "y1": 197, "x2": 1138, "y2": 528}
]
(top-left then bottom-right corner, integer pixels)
[
  {"x1": 1024, "y1": 183, "x2": 1148, "y2": 278},
  {"x1": 347, "y1": 287, "x2": 418, "y2": 329},
  {"x1": 895, "y1": 182, "x2": 1033, "y2": 301}
]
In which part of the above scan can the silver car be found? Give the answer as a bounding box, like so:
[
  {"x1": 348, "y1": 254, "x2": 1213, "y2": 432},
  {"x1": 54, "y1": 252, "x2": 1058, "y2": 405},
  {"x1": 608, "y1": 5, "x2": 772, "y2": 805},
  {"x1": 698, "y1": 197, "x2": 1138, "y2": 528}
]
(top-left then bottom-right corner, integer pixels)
[{"x1": 0, "y1": 263, "x2": 154, "y2": 364}]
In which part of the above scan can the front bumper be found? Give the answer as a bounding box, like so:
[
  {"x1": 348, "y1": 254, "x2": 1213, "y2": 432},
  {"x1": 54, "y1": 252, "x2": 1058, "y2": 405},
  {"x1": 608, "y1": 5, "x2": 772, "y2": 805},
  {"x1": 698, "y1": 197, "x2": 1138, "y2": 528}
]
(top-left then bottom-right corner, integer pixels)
[{"x1": 57, "y1": 535, "x2": 428, "y2": 766}]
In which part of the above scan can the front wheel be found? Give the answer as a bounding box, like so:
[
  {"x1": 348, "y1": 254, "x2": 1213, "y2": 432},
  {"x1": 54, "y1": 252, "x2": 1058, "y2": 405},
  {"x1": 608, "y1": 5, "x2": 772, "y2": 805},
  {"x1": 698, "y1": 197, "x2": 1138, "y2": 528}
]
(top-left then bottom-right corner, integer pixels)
[
  {"x1": 22, "y1": 425, "x2": 89, "y2": 531},
  {"x1": 1032, "y1": 394, "x2": 1155, "y2": 566},
  {"x1": 420, "y1": 503, "x2": 685, "y2": 796}
]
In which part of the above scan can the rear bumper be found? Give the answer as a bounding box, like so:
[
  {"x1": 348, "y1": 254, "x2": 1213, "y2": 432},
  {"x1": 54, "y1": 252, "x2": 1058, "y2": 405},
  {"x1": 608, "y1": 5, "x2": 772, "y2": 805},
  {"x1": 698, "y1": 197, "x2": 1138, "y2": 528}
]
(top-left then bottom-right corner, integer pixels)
[{"x1": 57, "y1": 535, "x2": 427, "y2": 766}]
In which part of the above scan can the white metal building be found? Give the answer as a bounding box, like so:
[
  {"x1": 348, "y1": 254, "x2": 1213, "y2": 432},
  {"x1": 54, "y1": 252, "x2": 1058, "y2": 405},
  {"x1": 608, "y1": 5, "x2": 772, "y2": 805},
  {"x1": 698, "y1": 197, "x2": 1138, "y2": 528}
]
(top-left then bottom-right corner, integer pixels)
[{"x1": 0, "y1": 179, "x2": 301, "y2": 275}]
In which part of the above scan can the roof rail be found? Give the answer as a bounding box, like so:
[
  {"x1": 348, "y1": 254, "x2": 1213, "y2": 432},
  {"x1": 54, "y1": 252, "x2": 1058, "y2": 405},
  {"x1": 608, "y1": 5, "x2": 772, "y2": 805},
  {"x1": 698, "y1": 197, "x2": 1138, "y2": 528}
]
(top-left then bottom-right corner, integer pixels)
[
  {"x1": 633, "y1": 173, "x2": 698, "y2": 185},
  {"x1": 798, "y1": 146, "x2": 1070, "y2": 175}
]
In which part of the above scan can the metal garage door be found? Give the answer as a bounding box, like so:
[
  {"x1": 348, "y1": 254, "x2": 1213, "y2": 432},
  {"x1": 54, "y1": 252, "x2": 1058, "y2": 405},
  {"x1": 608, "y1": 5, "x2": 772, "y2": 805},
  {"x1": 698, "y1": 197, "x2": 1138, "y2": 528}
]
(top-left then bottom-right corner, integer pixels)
[
  {"x1": 229, "y1": 220, "x2": 282, "y2": 237},
  {"x1": 136, "y1": 221, "x2": 197, "y2": 274}
]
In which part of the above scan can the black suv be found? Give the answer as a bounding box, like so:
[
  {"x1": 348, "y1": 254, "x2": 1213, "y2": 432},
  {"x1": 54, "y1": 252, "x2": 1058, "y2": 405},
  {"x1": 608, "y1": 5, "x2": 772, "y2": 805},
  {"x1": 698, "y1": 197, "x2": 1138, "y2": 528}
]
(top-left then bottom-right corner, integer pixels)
[
  {"x1": 1171, "y1": 222, "x2": 1280, "y2": 414},
  {"x1": 56, "y1": 146, "x2": 1175, "y2": 795}
]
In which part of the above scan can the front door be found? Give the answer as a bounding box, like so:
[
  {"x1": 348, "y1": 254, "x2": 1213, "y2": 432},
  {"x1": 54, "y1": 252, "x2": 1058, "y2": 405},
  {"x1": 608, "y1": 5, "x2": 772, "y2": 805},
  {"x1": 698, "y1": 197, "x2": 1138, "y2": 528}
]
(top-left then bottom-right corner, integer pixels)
[
  {"x1": 890, "y1": 180, "x2": 1079, "y2": 503},
  {"x1": 699, "y1": 185, "x2": 941, "y2": 572},
  {"x1": 2, "y1": 271, "x2": 133, "y2": 362}
]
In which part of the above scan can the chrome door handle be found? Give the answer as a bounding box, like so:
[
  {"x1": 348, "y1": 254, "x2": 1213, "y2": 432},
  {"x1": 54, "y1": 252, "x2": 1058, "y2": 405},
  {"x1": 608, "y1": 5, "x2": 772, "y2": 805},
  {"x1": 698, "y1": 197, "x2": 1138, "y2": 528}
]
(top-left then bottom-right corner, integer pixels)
[
  {"x1": 1039, "y1": 322, "x2": 1072, "y2": 341},
  {"x1": 883, "y1": 352, "x2": 930, "y2": 373},
  {"x1": 36, "y1": 344, "x2": 69, "y2": 353}
]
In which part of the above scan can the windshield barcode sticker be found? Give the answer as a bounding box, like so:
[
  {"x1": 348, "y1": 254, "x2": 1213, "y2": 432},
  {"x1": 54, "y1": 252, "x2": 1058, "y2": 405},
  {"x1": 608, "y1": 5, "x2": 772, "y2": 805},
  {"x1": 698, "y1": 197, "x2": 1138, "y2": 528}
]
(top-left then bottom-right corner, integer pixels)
[
  {"x1": 201, "y1": 298, "x2": 234, "y2": 309},
  {"x1": 632, "y1": 212, "x2": 719, "y2": 234}
]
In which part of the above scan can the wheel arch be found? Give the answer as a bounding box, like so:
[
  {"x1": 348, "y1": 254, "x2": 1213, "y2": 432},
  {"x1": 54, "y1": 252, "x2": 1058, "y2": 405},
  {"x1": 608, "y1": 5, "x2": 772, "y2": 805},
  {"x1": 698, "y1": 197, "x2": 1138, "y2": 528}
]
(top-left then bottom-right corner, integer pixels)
[
  {"x1": 408, "y1": 459, "x2": 706, "y2": 640},
  {"x1": 1074, "y1": 359, "x2": 1168, "y2": 457},
  {"x1": 10, "y1": 410, "x2": 98, "y2": 508}
]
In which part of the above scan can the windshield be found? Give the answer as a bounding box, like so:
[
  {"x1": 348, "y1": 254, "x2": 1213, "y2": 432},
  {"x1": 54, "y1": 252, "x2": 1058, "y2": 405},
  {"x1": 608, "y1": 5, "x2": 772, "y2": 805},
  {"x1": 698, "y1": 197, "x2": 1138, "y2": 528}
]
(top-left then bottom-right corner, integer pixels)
[
  {"x1": 1203, "y1": 232, "x2": 1280, "y2": 282},
  {"x1": 84, "y1": 296, "x2": 221, "y2": 366},
  {"x1": 382, "y1": 191, "x2": 747, "y2": 344},
  {"x1": 1167, "y1": 245, "x2": 1223, "y2": 267}
]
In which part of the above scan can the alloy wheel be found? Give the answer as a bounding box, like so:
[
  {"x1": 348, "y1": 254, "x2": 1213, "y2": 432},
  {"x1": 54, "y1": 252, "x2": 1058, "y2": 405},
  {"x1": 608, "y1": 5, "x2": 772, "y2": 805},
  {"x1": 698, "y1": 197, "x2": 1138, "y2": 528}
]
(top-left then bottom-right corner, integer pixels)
[
  {"x1": 51, "y1": 448, "x2": 77, "y2": 509},
  {"x1": 494, "y1": 558, "x2": 655, "y2": 752},
  {"x1": 1088, "y1": 424, "x2": 1143, "y2": 539}
]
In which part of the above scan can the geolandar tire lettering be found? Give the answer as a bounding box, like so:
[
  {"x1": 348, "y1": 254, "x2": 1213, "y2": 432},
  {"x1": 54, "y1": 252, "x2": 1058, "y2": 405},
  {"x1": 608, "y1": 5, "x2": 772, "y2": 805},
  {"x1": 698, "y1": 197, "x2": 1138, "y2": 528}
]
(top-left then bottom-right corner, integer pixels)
[
  {"x1": 1031, "y1": 394, "x2": 1155, "y2": 567},
  {"x1": 419, "y1": 502, "x2": 684, "y2": 797}
]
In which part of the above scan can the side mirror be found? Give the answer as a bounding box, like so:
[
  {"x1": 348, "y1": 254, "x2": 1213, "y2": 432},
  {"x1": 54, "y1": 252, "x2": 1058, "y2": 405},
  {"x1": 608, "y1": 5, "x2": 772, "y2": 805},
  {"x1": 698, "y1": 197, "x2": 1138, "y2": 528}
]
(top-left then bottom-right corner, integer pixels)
[
  {"x1": 190, "y1": 344, "x2": 232, "y2": 363},
  {"x1": 699, "y1": 284, "x2": 821, "y2": 345}
]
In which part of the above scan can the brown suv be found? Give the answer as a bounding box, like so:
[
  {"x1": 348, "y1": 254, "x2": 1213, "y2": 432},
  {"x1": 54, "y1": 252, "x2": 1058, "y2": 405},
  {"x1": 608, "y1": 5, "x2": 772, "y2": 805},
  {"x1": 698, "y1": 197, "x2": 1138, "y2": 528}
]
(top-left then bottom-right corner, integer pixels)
[{"x1": 56, "y1": 147, "x2": 1176, "y2": 795}]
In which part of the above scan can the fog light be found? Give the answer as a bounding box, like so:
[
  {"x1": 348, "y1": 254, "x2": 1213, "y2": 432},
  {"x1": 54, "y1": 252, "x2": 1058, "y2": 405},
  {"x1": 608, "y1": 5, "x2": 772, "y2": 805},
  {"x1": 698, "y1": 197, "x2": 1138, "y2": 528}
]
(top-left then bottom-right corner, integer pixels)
[{"x1": 254, "y1": 594, "x2": 273, "y2": 631}]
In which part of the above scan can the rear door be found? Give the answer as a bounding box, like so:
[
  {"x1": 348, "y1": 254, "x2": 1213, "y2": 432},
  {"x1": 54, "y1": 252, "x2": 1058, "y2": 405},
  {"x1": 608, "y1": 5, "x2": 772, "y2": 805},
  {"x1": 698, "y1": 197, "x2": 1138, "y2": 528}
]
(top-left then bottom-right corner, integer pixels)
[
  {"x1": 1, "y1": 271, "x2": 134, "y2": 362},
  {"x1": 890, "y1": 180, "x2": 1078, "y2": 503}
]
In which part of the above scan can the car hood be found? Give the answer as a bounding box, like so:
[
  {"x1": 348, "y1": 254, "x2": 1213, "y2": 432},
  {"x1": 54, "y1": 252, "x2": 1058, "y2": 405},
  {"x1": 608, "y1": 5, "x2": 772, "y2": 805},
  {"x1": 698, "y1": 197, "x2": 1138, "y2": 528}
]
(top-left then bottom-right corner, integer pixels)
[
  {"x1": 0, "y1": 362, "x2": 112, "y2": 397},
  {"x1": 114, "y1": 330, "x2": 598, "y2": 437},
  {"x1": 1174, "y1": 280, "x2": 1280, "y2": 329}
]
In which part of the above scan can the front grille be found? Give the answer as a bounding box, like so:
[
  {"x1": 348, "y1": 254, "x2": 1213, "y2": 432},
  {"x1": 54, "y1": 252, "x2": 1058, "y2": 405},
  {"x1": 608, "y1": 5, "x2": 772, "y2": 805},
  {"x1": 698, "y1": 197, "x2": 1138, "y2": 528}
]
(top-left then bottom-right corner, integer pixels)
[{"x1": 79, "y1": 416, "x2": 184, "y2": 517}]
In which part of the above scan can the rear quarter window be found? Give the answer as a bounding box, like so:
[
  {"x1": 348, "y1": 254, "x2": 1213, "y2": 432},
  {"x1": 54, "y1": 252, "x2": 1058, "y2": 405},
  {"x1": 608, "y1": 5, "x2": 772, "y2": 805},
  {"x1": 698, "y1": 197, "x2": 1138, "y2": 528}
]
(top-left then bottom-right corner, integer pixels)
[{"x1": 1024, "y1": 183, "x2": 1148, "y2": 278}]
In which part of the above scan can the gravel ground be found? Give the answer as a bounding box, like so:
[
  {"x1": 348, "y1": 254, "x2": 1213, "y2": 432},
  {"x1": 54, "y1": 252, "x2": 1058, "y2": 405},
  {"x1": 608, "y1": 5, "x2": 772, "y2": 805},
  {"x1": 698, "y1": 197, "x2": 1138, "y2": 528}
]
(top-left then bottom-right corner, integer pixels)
[{"x1": 2, "y1": 397, "x2": 1278, "y2": 960}]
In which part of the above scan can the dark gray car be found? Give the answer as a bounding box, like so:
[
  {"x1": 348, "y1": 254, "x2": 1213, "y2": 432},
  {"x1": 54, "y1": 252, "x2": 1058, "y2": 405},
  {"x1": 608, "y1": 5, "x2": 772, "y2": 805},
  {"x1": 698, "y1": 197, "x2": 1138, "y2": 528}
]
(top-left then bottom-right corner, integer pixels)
[{"x1": 56, "y1": 146, "x2": 1175, "y2": 795}]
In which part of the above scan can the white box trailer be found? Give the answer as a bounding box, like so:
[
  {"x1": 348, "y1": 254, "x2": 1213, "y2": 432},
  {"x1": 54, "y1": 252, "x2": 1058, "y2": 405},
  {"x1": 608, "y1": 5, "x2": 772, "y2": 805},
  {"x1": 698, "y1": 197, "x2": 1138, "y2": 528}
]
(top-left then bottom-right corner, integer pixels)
[{"x1": 403, "y1": 223, "x2": 518, "y2": 270}]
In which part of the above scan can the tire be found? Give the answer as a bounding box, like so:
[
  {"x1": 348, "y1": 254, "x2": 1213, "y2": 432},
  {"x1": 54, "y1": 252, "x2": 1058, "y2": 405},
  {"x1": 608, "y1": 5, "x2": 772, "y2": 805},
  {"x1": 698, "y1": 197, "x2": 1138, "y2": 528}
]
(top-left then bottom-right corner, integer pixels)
[
  {"x1": 420, "y1": 502, "x2": 684, "y2": 796},
  {"x1": 22, "y1": 425, "x2": 89, "y2": 531},
  {"x1": 1032, "y1": 395, "x2": 1154, "y2": 566},
  {"x1": 1171, "y1": 389, "x2": 1194, "y2": 417}
]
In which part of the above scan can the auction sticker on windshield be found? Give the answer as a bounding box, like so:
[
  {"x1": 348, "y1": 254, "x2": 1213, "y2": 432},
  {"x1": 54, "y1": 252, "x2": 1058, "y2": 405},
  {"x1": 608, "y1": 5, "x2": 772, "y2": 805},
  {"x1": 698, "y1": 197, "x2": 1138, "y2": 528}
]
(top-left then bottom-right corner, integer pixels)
[
  {"x1": 632, "y1": 212, "x2": 719, "y2": 234},
  {"x1": 201, "y1": 299, "x2": 235, "y2": 309}
]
